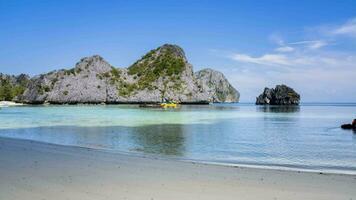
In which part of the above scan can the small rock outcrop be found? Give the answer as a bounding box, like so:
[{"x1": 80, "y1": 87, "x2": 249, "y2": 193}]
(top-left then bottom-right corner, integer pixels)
[
  {"x1": 256, "y1": 85, "x2": 300, "y2": 105},
  {"x1": 341, "y1": 119, "x2": 356, "y2": 131},
  {"x1": 195, "y1": 68, "x2": 239, "y2": 102},
  {"x1": 15, "y1": 44, "x2": 239, "y2": 104}
]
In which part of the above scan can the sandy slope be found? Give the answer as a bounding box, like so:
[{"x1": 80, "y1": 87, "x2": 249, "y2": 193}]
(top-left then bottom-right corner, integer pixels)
[{"x1": 0, "y1": 137, "x2": 355, "y2": 200}]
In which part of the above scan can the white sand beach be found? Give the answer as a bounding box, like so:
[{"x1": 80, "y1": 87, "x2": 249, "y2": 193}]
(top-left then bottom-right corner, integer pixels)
[
  {"x1": 0, "y1": 101, "x2": 24, "y2": 107},
  {"x1": 0, "y1": 137, "x2": 355, "y2": 200}
]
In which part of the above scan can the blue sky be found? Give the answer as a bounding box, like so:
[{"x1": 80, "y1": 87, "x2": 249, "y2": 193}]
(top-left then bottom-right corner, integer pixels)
[{"x1": 1, "y1": 0, "x2": 355, "y2": 102}]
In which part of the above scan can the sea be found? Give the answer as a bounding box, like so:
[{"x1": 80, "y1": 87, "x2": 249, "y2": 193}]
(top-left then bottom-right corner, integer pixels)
[{"x1": 0, "y1": 103, "x2": 355, "y2": 174}]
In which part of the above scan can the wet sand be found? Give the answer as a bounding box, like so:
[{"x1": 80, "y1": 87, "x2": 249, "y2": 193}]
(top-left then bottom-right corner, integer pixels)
[{"x1": 0, "y1": 137, "x2": 355, "y2": 200}]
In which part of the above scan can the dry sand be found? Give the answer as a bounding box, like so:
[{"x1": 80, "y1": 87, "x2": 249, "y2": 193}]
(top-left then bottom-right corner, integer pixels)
[{"x1": 0, "y1": 137, "x2": 355, "y2": 200}]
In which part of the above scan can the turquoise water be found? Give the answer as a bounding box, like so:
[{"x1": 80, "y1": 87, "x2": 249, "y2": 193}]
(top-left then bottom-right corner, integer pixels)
[{"x1": 0, "y1": 103, "x2": 355, "y2": 173}]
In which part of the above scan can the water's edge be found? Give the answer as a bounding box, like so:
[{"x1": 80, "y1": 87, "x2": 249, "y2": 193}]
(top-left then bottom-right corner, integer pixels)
[{"x1": 3, "y1": 135, "x2": 356, "y2": 176}]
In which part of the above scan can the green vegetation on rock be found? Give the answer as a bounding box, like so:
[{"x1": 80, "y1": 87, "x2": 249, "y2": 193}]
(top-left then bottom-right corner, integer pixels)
[
  {"x1": 36, "y1": 85, "x2": 45, "y2": 95},
  {"x1": 108, "y1": 67, "x2": 122, "y2": 84},
  {"x1": 124, "y1": 46, "x2": 186, "y2": 95},
  {"x1": 118, "y1": 83, "x2": 137, "y2": 96},
  {"x1": 0, "y1": 79, "x2": 14, "y2": 100},
  {"x1": 111, "y1": 67, "x2": 121, "y2": 78},
  {"x1": 0, "y1": 77, "x2": 28, "y2": 101},
  {"x1": 51, "y1": 77, "x2": 58, "y2": 87},
  {"x1": 64, "y1": 68, "x2": 76, "y2": 76},
  {"x1": 43, "y1": 85, "x2": 51, "y2": 92}
]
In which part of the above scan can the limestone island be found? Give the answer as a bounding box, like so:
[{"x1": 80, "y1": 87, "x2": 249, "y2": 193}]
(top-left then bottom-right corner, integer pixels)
[
  {"x1": 256, "y1": 84, "x2": 300, "y2": 105},
  {"x1": 0, "y1": 44, "x2": 239, "y2": 104}
]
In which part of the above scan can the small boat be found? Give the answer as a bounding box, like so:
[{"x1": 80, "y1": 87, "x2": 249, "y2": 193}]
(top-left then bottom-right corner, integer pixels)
[
  {"x1": 139, "y1": 99, "x2": 179, "y2": 109},
  {"x1": 160, "y1": 102, "x2": 177, "y2": 109}
]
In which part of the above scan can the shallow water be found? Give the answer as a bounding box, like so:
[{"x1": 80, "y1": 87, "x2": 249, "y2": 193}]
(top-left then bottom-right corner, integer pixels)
[{"x1": 0, "y1": 103, "x2": 355, "y2": 173}]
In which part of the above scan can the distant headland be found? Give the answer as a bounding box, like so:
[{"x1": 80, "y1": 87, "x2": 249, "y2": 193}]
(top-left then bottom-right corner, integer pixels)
[{"x1": 0, "y1": 44, "x2": 239, "y2": 104}]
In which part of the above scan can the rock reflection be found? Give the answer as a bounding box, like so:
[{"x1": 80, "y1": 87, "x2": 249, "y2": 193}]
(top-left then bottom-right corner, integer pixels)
[
  {"x1": 257, "y1": 105, "x2": 300, "y2": 113},
  {"x1": 181, "y1": 104, "x2": 240, "y2": 111},
  {"x1": 0, "y1": 125, "x2": 187, "y2": 156},
  {"x1": 130, "y1": 124, "x2": 186, "y2": 156}
]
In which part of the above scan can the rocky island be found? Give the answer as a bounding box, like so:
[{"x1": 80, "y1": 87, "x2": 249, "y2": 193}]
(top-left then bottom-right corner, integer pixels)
[
  {"x1": 256, "y1": 84, "x2": 300, "y2": 105},
  {"x1": 0, "y1": 44, "x2": 239, "y2": 104}
]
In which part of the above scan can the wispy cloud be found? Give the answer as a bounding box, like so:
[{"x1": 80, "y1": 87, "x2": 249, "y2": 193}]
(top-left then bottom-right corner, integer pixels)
[
  {"x1": 331, "y1": 18, "x2": 356, "y2": 37},
  {"x1": 230, "y1": 51, "x2": 354, "y2": 69},
  {"x1": 275, "y1": 46, "x2": 294, "y2": 52},
  {"x1": 289, "y1": 40, "x2": 328, "y2": 50},
  {"x1": 231, "y1": 53, "x2": 292, "y2": 66},
  {"x1": 308, "y1": 40, "x2": 328, "y2": 49}
]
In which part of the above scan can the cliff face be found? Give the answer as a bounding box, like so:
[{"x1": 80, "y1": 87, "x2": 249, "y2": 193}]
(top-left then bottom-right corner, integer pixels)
[
  {"x1": 195, "y1": 69, "x2": 239, "y2": 102},
  {"x1": 16, "y1": 44, "x2": 239, "y2": 104},
  {"x1": 256, "y1": 85, "x2": 300, "y2": 105},
  {"x1": 21, "y1": 56, "x2": 112, "y2": 103}
]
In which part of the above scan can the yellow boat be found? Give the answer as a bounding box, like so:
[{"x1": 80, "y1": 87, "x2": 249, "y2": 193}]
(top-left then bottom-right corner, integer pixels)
[{"x1": 160, "y1": 102, "x2": 177, "y2": 108}]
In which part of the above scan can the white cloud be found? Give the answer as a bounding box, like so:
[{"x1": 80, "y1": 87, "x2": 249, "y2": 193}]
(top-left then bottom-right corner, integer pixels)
[
  {"x1": 231, "y1": 53, "x2": 292, "y2": 66},
  {"x1": 231, "y1": 50, "x2": 355, "y2": 69},
  {"x1": 275, "y1": 46, "x2": 294, "y2": 52},
  {"x1": 332, "y1": 18, "x2": 356, "y2": 37},
  {"x1": 308, "y1": 40, "x2": 328, "y2": 49},
  {"x1": 230, "y1": 52, "x2": 337, "y2": 67},
  {"x1": 289, "y1": 40, "x2": 328, "y2": 50}
]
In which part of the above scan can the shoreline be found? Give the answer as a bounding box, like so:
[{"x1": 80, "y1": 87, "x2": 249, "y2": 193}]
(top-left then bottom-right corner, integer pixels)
[
  {"x1": 0, "y1": 101, "x2": 24, "y2": 107},
  {"x1": 2, "y1": 136, "x2": 356, "y2": 176},
  {"x1": 1, "y1": 137, "x2": 355, "y2": 199}
]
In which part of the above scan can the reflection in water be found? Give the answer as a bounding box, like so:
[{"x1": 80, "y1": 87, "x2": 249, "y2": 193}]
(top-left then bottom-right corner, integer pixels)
[
  {"x1": 0, "y1": 124, "x2": 186, "y2": 157},
  {"x1": 257, "y1": 105, "x2": 300, "y2": 113},
  {"x1": 182, "y1": 104, "x2": 240, "y2": 111},
  {"x1": 131, "y1": 124, "x2": 185, "y2": 156},
  {"x1": 0, "y1": 126, "x2": 129, "y2": 149}
]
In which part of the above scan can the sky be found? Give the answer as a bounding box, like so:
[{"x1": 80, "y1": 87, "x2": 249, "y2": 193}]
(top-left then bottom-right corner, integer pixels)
[{"x1": 0, "y1": 0, "x2": 355, "y2": 102}]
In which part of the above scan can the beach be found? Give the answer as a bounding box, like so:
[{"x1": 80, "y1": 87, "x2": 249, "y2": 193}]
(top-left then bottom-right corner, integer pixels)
[
  {"x1": 1, "y1": 137, "x2": 355, "y2": 200},
  {"x1": 1, "y1": 1, "x2": 356, "y2": 199}
]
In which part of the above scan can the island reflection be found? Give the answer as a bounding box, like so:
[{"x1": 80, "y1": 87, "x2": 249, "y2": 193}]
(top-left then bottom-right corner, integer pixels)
[
  {"x1": 256, "y1": 105, "x2": 300, "y2": 113},
  {"x1": 130, "y1": 124, "x2": 186, "y2": 156}
]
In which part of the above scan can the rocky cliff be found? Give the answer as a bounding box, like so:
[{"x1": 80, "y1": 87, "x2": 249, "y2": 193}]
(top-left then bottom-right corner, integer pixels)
[
  {"x1": 13, "y1": 44, "x2": 239, "y2": 104},
  {"x1": 256, "y1": 85, "x2": 300, "y2": 105},
  {"x1": 195, "y1": 68, "x2": 239, "y2": 102}
]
